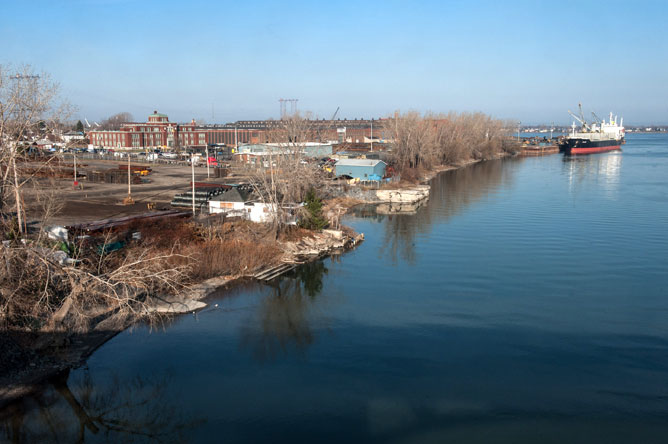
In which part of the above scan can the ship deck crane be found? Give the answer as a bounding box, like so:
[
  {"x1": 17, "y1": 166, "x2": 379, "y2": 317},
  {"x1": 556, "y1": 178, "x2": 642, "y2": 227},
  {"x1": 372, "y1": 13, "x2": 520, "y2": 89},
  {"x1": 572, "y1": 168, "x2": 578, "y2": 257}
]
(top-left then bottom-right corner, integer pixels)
[{"x1": 568, "y1": 103, "x2": 591, "y2": 131}]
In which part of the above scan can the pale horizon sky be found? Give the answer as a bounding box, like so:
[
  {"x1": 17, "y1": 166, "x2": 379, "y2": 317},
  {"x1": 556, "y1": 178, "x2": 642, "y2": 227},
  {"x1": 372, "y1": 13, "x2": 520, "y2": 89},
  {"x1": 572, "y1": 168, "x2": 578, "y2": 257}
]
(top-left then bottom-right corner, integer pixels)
[{"x1": 3, "y1": 0, "x2": 667, "y2": 125}]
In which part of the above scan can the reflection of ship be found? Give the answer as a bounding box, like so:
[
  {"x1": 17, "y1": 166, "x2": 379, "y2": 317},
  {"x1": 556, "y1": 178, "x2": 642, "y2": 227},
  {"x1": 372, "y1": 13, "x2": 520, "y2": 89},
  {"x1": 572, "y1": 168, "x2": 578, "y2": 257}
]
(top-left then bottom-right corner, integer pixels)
[
  {"x1": 559, "y1": 104, "x2": 625, "y2": 155},
  {"x1": 563, "y1": 149, "x2": 622, "y2": 198}
]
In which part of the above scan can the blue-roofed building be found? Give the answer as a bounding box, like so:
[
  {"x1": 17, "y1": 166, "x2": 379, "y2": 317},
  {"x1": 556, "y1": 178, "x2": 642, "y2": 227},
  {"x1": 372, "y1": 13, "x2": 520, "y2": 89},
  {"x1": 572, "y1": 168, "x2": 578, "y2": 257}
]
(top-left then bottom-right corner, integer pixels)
[{"x1": 334, "y1": 159, "x2": 387, "y2": 181}]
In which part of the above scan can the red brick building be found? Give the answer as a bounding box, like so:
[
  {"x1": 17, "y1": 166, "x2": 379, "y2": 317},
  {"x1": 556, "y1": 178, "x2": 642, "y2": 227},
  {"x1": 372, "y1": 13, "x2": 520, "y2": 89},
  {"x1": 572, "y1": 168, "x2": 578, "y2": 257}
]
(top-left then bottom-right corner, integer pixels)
[
  {"x1": 88, "y1": 111, "x2": 386, "y2": 150},
  {"x1": 88, "y1": 111, "x2": 262, "y2": 150}
]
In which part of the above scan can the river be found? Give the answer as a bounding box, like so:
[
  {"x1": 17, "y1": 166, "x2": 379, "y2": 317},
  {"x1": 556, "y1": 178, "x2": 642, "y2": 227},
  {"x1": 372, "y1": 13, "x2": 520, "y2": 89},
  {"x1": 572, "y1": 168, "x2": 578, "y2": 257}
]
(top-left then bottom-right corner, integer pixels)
[{"x1": 4, "y1": 133, "x2": 668, "y2": 443}]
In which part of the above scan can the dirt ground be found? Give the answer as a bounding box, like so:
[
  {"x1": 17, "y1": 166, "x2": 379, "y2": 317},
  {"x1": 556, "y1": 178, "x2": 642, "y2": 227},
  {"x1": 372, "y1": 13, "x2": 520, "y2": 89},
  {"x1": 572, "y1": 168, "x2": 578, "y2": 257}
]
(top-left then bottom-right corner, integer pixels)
[{"x1": 21, "y1": 159, "x2": 243, "y2": 226}]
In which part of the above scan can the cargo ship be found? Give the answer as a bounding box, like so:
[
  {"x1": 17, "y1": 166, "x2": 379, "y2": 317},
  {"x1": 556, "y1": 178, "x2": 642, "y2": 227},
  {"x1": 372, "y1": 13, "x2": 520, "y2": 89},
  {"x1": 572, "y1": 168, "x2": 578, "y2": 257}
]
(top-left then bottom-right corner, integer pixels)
[{"x1": 559, "y1": 104, "x2": 625, "y2": 155}]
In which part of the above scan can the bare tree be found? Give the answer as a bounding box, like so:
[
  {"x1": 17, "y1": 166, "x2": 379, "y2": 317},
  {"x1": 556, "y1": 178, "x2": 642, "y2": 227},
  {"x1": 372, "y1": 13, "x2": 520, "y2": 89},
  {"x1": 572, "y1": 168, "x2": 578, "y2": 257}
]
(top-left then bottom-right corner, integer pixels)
[
  {"x1": 99, "y1": 111, "x2": 133, "y2": 130},
  {"x1": 384, "y1": 110, "x2": 516, "y2": 179},
  {"x1": 244, "y1": 113, "x2": 325, "y2": 235},
  {"x1": 0, "y1": 67, "x2": 192, "y2": 333},
  {"x1": 0, "y1": 64, "x2": 69, "y2": 235}
]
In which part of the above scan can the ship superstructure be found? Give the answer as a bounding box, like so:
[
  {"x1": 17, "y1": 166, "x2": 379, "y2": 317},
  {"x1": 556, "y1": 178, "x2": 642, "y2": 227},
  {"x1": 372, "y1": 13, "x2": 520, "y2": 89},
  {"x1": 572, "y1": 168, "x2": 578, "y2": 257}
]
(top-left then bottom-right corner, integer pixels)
[{"x1": 559, "y1": 104, "x2": 625, "y2": 154}]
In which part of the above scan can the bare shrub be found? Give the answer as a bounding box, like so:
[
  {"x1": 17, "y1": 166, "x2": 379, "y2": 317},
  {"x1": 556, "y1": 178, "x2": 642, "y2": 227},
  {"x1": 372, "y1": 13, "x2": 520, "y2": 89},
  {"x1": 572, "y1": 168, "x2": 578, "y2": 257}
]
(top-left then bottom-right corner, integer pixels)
[
  {"x1": 0, "y1": 241, "x2": 191, "y2": 332},
  {"x1": 185, "y1": 239, "x2": 282, "y2": 281}
]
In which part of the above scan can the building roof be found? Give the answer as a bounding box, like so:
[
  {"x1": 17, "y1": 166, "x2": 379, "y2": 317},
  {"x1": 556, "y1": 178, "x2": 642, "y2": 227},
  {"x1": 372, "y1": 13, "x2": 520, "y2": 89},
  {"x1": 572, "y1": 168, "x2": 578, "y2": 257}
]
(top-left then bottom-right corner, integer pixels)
[
  {"x1": 334, "y1": 159, "x2": 386, "y2": 167},
  {"x1": 210, "y1": 187, "x2": 254, "y2": 203}
]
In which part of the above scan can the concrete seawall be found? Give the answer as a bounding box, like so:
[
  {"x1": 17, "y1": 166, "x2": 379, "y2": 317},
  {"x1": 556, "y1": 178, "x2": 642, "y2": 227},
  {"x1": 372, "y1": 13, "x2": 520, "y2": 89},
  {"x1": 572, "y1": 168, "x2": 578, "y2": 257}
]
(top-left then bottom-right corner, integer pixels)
[{"x1": 376, "y1": 185, "x2": 430, "y2": 204}]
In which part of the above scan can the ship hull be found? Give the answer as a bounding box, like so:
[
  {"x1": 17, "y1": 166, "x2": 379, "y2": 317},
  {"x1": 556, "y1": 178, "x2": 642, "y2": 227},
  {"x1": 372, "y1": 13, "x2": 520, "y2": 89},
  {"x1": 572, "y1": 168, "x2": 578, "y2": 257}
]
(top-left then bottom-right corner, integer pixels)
[{"x1": 559, "y1": 138, "x2": 623, "y2": 155}]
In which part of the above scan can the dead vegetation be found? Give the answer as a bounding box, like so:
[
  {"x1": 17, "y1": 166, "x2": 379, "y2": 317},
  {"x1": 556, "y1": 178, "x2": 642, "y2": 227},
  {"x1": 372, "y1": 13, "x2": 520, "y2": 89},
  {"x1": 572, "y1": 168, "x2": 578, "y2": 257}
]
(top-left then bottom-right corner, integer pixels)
[
  {"x1": 384, "y1": 111, "x2": 521, "y2": 180},
  {"x1": 243, "y1": 114, "x2": 328, "y2": 235},
  {"x1": 0, "y1": 237, "x2": 190, "y2": 333},
  {"x1": 0, "y1": 218, "x2": 290, "y2": 333}
]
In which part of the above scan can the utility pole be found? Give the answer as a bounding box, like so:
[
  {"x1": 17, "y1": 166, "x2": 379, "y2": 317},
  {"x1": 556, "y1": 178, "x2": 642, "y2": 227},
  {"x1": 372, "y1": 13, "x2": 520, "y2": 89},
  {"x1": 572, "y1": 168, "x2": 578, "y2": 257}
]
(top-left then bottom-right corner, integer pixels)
[
  {"x1": 127, "y1": 153, "x2": 132, "y2": 197},
  {"x1": 205, "y1": 145, "x2": 210, "y2": 179},
  {"x1": 234, "y1": 125, "x2": 238, "y2": 150},
  {"x1": 123, "y1": 152, "x2": 134, "y2": 204},
  {"x1": 73, "y1": 151, "x2": 77, "y2": 186},
  {"x1": 370, "y1": 120, "x2": 373, "y2": 152},
  {"x1": 127, "y1": 154, "x2": 131, "y2": 196},
  {"x1": 191, "y1": 153, "x2": 196, "y2": 215}
]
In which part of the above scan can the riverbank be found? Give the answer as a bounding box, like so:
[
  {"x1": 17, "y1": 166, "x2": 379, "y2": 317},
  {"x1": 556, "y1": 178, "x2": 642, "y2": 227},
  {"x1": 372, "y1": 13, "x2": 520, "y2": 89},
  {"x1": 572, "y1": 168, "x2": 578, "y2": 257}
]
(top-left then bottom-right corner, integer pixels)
[
  {"x1": 0, "y1": 155, "x2": 503, "y2": 406},
  {"x1": 0, "y1": 223, "x2": 363, "y2": 407},
  {"x1": 4, "y1": 134, "x2": 662, "y2": 443},
  {"x1": 324, "y1": 156, "x2": 505, "y2": 218}
]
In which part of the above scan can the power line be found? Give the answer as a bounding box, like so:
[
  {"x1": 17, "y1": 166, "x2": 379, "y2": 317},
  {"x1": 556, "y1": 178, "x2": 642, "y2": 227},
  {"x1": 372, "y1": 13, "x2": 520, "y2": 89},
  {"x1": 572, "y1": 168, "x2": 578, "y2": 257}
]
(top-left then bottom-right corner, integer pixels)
[{"x1": 11, "y1": 74, "x2": 40, "y2": 80}]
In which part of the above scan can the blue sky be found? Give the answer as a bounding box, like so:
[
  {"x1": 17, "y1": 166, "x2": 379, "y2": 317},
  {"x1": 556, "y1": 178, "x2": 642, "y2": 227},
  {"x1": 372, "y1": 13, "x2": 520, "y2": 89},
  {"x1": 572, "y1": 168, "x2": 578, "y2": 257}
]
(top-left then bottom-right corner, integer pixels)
[{"x1": 3, "y1": 0, "x2": 667, "y2": 124}]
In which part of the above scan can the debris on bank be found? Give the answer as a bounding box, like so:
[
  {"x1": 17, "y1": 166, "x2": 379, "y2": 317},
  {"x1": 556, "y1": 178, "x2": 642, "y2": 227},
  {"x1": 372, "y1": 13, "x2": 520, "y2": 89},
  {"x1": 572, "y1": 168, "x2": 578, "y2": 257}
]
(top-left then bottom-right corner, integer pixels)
[
  {"x1": 376, "y1": 185, "x2": 430, "y2": 204},
  {"x1": 253, "y1": 229, "x2": 364, "y2": 282},
  {"x1": 282, "y1": 229, "x2": 364, "y2": 261}
]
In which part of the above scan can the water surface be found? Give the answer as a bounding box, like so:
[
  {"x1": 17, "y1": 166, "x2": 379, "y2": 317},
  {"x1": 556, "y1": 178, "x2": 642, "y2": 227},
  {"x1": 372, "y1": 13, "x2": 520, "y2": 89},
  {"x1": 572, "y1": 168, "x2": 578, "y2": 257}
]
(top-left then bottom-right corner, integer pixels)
[{"x1": 4, "y1": 134, "x2": 668, "y2": 443}]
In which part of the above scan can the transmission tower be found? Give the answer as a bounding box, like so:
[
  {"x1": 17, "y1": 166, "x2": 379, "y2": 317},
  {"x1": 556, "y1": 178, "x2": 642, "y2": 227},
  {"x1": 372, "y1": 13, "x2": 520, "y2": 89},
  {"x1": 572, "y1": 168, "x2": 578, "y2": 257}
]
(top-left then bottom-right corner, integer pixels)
[
  {"x1": 279, "y1": 99, "x2": 287, "y2": 119},
  {"x1": 278, "y1": 98, "x2": 299, "y2": 119}
]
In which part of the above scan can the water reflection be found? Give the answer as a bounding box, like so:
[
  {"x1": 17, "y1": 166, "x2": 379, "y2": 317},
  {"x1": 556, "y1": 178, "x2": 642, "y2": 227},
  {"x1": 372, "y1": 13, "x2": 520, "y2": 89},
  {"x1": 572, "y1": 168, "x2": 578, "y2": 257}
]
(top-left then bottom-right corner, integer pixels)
[
  {"x1": 0, "y1": 368, "x2": 200, "y2": 443},
  {"x1": 563, "y1": 152, "x2": 623, "y2": 198},
  {"x1": 377, "y1": 159, "x2": 516, "y2": 264},
  {"x1": 240, "y1": 261, "x2": 329, "y2": 361}
]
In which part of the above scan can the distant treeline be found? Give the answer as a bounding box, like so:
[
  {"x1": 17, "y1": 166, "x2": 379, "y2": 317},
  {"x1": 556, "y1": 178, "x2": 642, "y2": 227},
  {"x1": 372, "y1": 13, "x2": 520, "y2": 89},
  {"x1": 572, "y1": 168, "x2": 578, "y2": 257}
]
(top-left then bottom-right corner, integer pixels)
[{"x1": 383, "y1": 112, "x2": 520, "y2": 177}]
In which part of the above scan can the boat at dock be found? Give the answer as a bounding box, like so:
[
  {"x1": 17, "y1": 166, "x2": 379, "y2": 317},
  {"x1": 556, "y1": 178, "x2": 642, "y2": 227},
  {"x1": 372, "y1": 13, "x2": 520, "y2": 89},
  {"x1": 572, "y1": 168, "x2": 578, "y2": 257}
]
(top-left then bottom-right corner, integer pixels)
[{"x1": 558, "y1": 104, "x2": 625, "y2": 155}]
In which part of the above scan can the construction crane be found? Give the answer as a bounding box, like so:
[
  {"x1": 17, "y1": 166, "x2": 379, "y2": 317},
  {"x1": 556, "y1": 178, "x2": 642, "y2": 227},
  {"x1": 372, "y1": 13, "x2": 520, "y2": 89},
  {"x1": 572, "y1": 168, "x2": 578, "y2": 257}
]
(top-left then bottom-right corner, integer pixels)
[
  {"x1": 331, "y1": 106, "x2": 340, "y2": 121},
  {"x1": 568, "y1": 103, "x2": 590, "y2": 131}
]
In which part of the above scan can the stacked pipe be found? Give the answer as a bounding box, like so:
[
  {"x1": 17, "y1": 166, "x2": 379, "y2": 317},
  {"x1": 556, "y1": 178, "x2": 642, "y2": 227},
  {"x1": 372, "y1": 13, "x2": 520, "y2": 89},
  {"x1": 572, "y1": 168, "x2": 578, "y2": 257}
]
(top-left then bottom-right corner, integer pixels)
[{"x1": 170, "y1": 187, "x2": 226, "y2": 211}]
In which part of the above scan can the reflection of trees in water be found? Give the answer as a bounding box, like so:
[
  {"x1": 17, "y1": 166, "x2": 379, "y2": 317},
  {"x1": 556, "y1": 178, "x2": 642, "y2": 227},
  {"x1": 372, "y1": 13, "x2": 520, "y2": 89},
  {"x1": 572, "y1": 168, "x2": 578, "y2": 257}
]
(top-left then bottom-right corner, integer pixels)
[
  {"x1": 0, "y1": 368, "x2": 201, "y2": 443},
  {"x1": 380, "y1": 159, "x2": 516, "y2": 264},
  {"x1": 347, "y1": 204, "x2": 386, "y2": 222},
  {"x1": 240, "y1": 261, "x2": 328, "y2": 362},
  {"x1": 379, "y1": 213, "x2": 423, "y2": 265}
]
